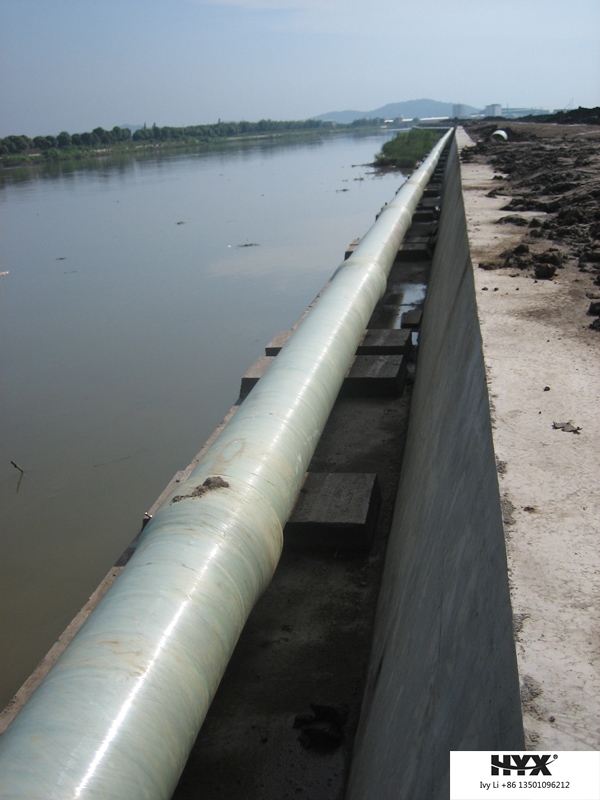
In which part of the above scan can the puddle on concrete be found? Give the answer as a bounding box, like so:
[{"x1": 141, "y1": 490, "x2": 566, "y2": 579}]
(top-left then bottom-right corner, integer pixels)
[
  {"x1": 392, "y1": 282, "x2": 427, "y2": 329},
  {"x1": 367, "y1": 282, "x2": 427, "y2": 329}
]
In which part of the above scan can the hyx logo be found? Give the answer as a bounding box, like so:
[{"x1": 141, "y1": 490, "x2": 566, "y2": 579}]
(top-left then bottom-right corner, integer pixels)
[{"x1": 491, "y1": 754, "x2": 557, "y2": 776}]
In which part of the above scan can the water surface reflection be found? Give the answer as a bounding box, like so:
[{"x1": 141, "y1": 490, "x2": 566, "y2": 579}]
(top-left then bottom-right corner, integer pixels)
[{"x1": 0, "y1": 132, "x2": 402, "y2": 706}]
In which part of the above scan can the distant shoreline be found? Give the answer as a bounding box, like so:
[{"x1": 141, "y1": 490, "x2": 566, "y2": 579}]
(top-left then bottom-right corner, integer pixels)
[{"x1": 0, "y1": 121, "x2": 395, "y2": 170}]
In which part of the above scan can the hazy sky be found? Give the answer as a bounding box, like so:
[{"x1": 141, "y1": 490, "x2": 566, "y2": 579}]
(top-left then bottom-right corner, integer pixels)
[{"x1": 1, "y1": 0, "x2": 599, "y2": 137}]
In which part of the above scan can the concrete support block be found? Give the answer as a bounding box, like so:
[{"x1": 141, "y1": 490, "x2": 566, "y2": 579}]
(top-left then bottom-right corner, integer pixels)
[
  {"x1": 404, "y1": 220, "x2": 438, "y2": 237},
  {"x1": 397, "y1": 240, "x2": 431, "y2": 262},
  {"x1": 356, "y1": 329, "x2": 412, "y2": 357},
  {"x1": 284, "y1": 473, "x2": 381, "y2": 551},
  {"x1": 345, "y1": 238, "x2": 362, "y2": 260},
  {"x1": 418, "y1": 196, "x2": 441, "y2": 209},
  {"x1": 265, "y1": 331, "x2": 292, "y2": 356},
  {"x1": 267, "y1": 329, "x2": 412, "y2": 358},
  {"x1": 400, "y1": 309, "x2": 422, "y2": 329},
  {"x1": 412, "y1": 211, "x2": 436, "y2": 223},
  {"x1": 342, "y1": 355, "x2": 406, "y2": 397},
  {"x1": 242, "y1": 353, "x2": 406, "y2": 398},
  {"x1": 240, "y1": 355, "x2": 274, "y2": 396}
]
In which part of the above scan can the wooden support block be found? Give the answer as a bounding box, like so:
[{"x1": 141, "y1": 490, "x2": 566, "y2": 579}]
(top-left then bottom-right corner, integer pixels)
[
  {"x1": 342, "y1": 355, "x2": 406, "y2": 397},
  {"x1": 401, "y1": 309, "x2": 422, "y2": 329},
  {"x1": 284, "y1": 472, "x2": 381, "y2": 551},
  {"x1": 356, "y1": 328, "x2": 412, "y2": 356}
]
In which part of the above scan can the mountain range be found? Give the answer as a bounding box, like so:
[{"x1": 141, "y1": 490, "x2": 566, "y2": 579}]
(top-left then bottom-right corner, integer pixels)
[{"x1": 313, "y1": 99, "x2": 481, "y2": 124}]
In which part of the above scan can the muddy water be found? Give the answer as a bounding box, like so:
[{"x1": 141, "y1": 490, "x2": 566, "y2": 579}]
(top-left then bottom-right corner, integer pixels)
[{"x1": 0, "y1": 132, "x2": 403, "y2": 707}]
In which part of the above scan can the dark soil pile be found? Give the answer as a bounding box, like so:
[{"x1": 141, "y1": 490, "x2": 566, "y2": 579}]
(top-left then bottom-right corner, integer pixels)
[
  {"x1": 519, "y1": 107, "x2": 600, "y2": 126},
  {"x1": 462, "y1": 121, "x2": 600, "y2": 329}
]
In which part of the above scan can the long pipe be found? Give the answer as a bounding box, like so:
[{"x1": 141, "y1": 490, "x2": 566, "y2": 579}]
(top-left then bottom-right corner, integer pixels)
[{"x1": 0, "y1": 129, "x2": 452, "y2": 799}]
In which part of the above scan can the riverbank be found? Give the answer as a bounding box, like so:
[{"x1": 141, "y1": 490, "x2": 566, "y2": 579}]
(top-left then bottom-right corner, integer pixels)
[
  {"x1": 373, "y1": 127, "x2": 445, "y2": 169},
  {"x1": 458, "y1": 122, "x2": 600, "y2": 749},
  {"x1": 0, "y1": 124, "x2": 388, "y2": 169}
]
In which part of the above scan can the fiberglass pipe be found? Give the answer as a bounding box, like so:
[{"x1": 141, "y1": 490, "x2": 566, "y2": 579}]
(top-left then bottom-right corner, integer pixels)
[{"x1": 0, "y1": 128, "x2": 453, "y2": 800}]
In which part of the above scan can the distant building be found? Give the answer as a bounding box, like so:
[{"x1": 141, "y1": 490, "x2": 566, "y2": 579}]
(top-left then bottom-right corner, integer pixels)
[
  {"x1": 502, "y1": 107, "x2": 551, "y2": 119},
  {"x1": 452, "y1": 104, "x2": 466, "y2": 119},
  {"x1": 485, "y1": 104, "x2": 503, "y2": 117}
]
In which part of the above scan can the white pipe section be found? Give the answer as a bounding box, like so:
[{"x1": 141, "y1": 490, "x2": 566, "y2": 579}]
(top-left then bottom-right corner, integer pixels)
[{"x1": 0, "y1": 129, "x2": 452, "y2": 800}]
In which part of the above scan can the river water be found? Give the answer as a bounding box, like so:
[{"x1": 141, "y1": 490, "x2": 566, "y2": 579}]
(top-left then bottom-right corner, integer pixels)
[{"x1": 0, "y1": 131, "x2": 403, "y2": 708}]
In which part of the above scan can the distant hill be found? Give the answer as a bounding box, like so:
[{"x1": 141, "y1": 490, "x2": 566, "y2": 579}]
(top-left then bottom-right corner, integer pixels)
[{"x1": 313, "y1": 99, "x2": 481, "y2": 124}]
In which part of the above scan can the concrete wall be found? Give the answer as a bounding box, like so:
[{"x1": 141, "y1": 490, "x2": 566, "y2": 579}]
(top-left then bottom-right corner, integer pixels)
[{"x1": 346, "y1": 139, "x2": 524, "y2": 800}]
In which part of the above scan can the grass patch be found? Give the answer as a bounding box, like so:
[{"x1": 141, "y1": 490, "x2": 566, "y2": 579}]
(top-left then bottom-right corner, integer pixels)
[{"x1": 375, "y1": 128, "x2": 446, "y2": 170}]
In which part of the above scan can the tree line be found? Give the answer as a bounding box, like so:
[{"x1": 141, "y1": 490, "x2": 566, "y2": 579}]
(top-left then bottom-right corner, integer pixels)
[
  {"x1": 0, "y1": 126, "x2": 132, "y2": 155},
  {"x1": 130, "y1": 118, "x2": 327, "y2": 142},
  {"x1": 0, "y1": 117, "x2": 386, "y2": 158}
]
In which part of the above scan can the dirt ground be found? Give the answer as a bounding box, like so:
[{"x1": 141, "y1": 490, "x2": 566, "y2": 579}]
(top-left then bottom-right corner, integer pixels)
[{"x1": 457, "y1": 122, "x2": 600, "y2": 750}]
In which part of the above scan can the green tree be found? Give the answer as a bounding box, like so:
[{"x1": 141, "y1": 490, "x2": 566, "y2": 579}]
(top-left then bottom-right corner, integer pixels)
[
  {"x1": 111, "y1": 126, "x2": 131, "y2": 142},
  {"x1": 57, "y1": 131, "x2": 71, "y2": 148},
  {"x1": 33, "y1": 136, "x2": 52, "y2": 150},
  {"x1": 92, "y1": 127, "x2": 110, "y2": 144},
  {"x1": 4, "y1": 134, "x2": 34, "y2": 152},
  {"x1": 132, "y1": 127, "x2": 152, "y2": 141}
]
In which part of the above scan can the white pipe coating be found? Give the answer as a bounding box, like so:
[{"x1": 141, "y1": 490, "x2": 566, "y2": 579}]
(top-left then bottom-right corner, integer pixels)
[{"x1": 0, "y1": 129, "x2": 452, "y2": 799}]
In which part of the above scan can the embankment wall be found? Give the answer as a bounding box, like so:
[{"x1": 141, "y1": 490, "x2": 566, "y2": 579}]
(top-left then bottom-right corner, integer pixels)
[{"x1": 346, "y1": 138, "x2": 524, "y2": 800}]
